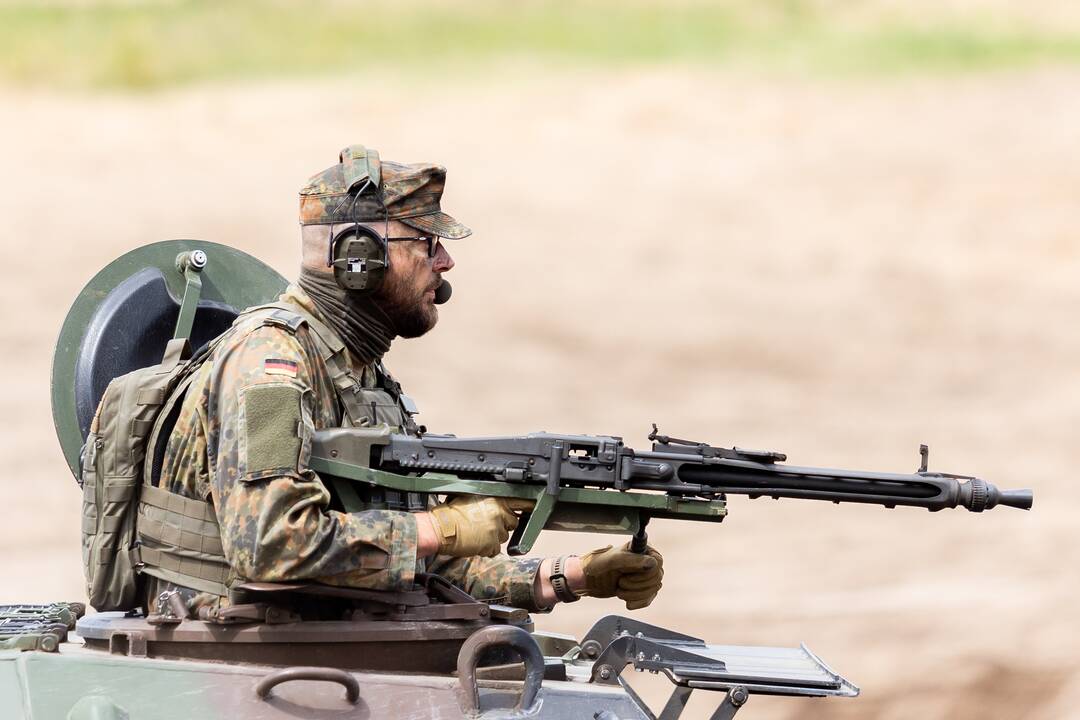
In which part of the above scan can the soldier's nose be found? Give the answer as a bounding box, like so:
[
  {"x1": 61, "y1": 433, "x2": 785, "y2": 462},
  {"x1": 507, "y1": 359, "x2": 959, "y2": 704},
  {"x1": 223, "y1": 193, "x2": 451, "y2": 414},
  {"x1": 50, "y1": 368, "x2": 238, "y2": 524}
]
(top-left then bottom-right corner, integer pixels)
[{"x1": 433, "y1": 242, "x2": 454, "y2": 272}]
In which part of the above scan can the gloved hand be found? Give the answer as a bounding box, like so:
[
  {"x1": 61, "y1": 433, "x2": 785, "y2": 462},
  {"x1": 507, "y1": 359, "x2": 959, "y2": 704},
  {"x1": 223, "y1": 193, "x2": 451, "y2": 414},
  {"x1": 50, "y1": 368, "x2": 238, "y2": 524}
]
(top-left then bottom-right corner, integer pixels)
[
  {"x1": 580, "y1": 543, "x2": 664, "y2": 610},
  {"x1": 428, "y1": 496, "x2": 533, "y2": 558}
]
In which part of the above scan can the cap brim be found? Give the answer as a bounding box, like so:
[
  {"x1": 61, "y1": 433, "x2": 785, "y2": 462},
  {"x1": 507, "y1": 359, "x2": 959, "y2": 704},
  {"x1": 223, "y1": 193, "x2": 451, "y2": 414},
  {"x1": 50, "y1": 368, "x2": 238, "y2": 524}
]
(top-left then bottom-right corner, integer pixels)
[{"x1": 400, "y1": 212, "x2": 472, "y2": 240}]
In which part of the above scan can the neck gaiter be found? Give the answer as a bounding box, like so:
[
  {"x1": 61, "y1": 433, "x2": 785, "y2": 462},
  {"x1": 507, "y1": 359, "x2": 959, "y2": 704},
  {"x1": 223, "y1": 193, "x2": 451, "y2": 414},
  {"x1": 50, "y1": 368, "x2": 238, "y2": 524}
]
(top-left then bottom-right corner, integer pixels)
[{"x1": 297, "y1": 267, "x2": 396, "y2": 366}]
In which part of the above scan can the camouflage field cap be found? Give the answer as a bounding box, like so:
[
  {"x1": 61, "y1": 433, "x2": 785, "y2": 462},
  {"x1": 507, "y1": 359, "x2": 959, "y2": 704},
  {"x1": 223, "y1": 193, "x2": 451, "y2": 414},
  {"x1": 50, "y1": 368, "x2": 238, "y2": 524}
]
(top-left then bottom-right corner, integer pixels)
[{"x1": 299, "y1": 144, "x2": 472, "y2": 240}]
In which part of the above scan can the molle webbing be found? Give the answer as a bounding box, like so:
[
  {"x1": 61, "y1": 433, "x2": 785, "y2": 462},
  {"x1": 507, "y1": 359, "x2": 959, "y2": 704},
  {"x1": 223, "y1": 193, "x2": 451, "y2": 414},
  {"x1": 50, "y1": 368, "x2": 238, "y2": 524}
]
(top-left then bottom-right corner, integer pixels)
[
  {"x1": 133, "y1": 338, "x2": 230, "y2": 597},
  {"x1": 136, "y1": 484, "x2": 229, "y2": 596}
]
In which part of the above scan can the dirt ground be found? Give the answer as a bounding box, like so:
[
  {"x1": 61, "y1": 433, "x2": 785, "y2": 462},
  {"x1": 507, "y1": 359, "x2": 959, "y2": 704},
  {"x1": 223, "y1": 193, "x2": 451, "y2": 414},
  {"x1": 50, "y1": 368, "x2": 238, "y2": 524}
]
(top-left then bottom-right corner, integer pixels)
[{"x1": 1, "y1": 66, "x2": 1076, "y2": 718}]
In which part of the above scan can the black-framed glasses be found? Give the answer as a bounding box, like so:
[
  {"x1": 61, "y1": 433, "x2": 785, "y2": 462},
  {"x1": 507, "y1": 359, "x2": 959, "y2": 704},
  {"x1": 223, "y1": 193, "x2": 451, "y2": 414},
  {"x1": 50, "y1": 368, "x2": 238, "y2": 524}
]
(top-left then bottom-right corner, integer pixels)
[{"x1": 385, "y1": 235, "x2": 441, "y2": 259}]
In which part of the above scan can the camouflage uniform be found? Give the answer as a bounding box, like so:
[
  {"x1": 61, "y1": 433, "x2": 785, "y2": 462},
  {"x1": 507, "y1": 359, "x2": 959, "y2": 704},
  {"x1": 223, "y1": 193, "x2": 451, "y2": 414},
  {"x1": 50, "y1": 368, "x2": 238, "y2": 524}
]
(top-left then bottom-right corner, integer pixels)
[{"x1": 147, "y1": 285, "x2": 543, "y2": 613}]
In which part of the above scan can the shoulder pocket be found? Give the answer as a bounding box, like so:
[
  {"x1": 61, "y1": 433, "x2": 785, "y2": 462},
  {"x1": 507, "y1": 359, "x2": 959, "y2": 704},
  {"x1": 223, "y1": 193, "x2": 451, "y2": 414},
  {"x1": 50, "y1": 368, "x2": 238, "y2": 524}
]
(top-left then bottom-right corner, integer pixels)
[
  {"x1": 352, "y1": 387, "x2": 407, "y2": 429},
  {"x1": 239, "y1": 383, "x2": 305, "y2": 482}
]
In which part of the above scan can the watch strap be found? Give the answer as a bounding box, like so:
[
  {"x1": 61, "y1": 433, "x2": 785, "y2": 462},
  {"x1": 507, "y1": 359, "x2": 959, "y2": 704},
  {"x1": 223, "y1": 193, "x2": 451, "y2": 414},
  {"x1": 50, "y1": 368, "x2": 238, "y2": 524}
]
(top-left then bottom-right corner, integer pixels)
[{"x1": 550, "y1": 556, "x2": 580, "y2": 603}]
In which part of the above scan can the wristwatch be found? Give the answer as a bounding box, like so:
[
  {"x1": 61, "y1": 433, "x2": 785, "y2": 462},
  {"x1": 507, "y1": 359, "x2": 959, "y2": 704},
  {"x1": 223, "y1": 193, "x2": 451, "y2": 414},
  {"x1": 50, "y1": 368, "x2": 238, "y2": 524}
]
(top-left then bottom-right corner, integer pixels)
[{"x1": 549, "y1": 556, "x2": 580, "y2": 603}]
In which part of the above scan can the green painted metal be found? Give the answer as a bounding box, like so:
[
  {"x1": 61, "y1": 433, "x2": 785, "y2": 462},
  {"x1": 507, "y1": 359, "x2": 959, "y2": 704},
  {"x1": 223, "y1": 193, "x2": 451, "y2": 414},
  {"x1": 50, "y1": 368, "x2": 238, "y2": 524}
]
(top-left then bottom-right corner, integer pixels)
[
  {"x1": 309, "y1": 457, "x2": 727, "y2": 538},
  {"x1": 0, "y1": 653, "x2": 25, "y2": 720},
  {"x1": 51, "y1": 240, "x2": 288, "y2": 480},
  {"x1": 1, "y1": 641, "x2": 654, "y2": 720},
  {"x1": 11, "y1": 650, "x2": 219, "y2": 720},
  {"x1": 313, "y1": 457, "x2": 729, "y2": 518},
  {"x1": 541, "y1": 502, "x2": 640, "y2": 535},
  {"x1": 512, "y1": 490, "x2": 558, "y2": 555},
  {"x1": 330, "y1": 475, "x2": 369, "y2": 514},
  {"x1": 67, "y1": 695, "x2": 131, "y2": 720},
  {"x1": 0, "y1": 634, "x2": 57, "y2": 652},
  {"x1": 172, "y1": 256, "x2": 205, "y2": 341}
]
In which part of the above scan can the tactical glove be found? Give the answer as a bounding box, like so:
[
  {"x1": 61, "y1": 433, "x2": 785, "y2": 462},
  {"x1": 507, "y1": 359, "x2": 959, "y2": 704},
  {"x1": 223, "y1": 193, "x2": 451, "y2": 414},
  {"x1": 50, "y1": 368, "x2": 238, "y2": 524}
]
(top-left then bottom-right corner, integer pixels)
[
  {"x1": 580, "y1": 543, "x2": 664, "y2": 610},
  {"x1": 428, "y1": 496, "x2": 533, "y2": 558}
]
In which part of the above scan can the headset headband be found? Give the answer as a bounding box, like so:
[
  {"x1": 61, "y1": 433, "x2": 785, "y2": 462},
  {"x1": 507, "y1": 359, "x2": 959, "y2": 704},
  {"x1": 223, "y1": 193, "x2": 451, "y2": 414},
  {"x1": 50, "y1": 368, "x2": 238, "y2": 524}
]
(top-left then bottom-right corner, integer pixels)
[
  {"x1": 327, "y1": 145, "x2": 391, "y2": 292},
  {"x1": 339, "y1": 145, "x2": 381, "y2": 194}
]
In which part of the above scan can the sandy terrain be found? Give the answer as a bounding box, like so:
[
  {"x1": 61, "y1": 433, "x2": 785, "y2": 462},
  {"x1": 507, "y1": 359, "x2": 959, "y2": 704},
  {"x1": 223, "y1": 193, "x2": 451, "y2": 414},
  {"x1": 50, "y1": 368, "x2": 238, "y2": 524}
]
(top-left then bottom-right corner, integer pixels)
[{"x1": 1, "y1": 66, "x2": 1077, "y2": 718}]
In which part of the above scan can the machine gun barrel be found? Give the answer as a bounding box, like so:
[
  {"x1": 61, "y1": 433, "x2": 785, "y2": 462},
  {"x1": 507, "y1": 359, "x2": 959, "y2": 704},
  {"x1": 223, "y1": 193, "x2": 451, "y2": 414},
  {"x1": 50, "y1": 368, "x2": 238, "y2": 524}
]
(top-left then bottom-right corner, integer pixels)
[{"x1": 646, "y1": 455, "x2": 1032, "y2": 512}]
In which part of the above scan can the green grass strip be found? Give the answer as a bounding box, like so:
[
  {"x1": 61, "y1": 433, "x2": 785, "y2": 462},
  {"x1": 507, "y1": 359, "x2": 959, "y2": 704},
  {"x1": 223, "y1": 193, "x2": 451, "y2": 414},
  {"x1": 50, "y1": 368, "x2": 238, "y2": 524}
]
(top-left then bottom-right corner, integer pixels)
[{"x1": 2, "y1": 1, "x2": 1079, "y2": 90}]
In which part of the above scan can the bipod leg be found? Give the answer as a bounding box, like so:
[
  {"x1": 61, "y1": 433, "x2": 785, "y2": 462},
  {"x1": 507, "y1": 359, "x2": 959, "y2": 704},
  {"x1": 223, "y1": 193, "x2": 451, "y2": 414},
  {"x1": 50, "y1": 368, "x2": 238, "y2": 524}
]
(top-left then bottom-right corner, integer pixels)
[
  {"x1": 617, "y1": 675, "x2": 659, "y2": 720},
  {"x1": 708, "y1": 686, "x2": 749, "y2": 720},
  {"x1": 658, "y1": 686, "x2": 694, "y2": 720}
]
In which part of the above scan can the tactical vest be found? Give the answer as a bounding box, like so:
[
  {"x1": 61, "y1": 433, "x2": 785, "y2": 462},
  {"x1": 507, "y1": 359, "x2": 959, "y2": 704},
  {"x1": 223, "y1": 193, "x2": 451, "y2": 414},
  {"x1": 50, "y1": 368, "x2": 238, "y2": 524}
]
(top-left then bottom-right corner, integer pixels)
[
  {"x1": 131, "y1": 301, "x2": 419, "y2": 601},
  {"x1": 248, "y1": 302, "x2": 425, "y2": 512}
]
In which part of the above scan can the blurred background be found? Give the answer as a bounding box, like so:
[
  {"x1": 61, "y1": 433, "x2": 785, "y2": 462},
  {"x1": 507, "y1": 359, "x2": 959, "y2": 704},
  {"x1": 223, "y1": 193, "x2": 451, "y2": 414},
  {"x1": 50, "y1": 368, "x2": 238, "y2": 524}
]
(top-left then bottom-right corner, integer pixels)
[{"x1": 2, "y1": 1, "x2": 1077, "y2": 718}]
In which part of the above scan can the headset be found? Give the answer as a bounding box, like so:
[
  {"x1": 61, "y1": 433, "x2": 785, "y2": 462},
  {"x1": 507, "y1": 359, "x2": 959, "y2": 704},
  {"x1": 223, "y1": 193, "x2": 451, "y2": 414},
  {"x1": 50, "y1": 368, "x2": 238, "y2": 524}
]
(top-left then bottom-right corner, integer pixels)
[
  {"x1": 330, "y1": 223, "x2": 389, "y2": 292},
  {"x1": 326, "y1": 144, "x2": 452, "y2": 304},
  {"x1": 327, "y1": 145, "x2": 390, "y2": 293}
]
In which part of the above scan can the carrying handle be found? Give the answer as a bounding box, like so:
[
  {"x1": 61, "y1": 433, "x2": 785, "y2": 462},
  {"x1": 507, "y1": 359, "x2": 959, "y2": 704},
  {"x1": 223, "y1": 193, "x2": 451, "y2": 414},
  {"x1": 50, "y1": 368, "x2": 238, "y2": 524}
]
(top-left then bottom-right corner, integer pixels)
[
  {"x1": 254, "y1": 666, "x2": 360, "y2": 704},
  {"x1": 457, "y1": 626, "x2": 544, "y2": 716}
]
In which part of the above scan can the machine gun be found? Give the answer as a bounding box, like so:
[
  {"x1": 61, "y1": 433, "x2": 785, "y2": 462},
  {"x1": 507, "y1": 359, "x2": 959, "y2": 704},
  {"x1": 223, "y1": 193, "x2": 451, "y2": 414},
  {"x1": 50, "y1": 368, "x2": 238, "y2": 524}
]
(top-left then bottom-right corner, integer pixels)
[{"x1": 310, "y1": 423, "x2": 1032, "y2": 555}]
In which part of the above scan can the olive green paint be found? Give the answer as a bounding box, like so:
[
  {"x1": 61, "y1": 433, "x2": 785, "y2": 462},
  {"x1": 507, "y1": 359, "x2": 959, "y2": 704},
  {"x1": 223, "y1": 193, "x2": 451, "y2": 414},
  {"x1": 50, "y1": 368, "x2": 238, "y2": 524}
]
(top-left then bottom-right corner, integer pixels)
[
  {"x1": 242, "y1": 384, "x2": 302, "y2": 475},
  {"x1": 309, "y1": 456, "x2": 726, "y2": 554}
]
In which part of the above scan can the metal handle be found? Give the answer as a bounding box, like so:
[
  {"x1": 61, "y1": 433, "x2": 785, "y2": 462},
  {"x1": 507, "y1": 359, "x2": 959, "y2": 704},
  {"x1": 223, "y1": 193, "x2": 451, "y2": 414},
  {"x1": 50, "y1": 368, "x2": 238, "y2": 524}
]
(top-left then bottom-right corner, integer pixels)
[
  {"x1": 457, "y1": 626, "x2": 544, "y2": 715},
  {"x1": 254, "y1": 666, "x2": 360, "y2": 704},
  {"x1": 172, "y1": 250, "x2": 206, "y2": 341},
  {"x1": 629, "y1": 515, "x2": 650, "y2": 553}
]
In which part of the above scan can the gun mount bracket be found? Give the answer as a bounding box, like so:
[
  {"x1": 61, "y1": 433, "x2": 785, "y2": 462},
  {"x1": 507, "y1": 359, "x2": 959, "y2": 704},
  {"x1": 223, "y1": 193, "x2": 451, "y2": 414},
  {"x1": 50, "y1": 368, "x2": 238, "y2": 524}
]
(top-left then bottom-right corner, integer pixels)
[{"x1": 581, "y1": 616, "x2": 858, "y2": 720}]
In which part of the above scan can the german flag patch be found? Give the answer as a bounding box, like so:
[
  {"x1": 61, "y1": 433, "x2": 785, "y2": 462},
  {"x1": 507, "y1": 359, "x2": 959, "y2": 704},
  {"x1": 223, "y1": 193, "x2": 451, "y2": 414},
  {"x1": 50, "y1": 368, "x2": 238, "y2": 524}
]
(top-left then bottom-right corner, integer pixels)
[{"x1": 264, "y1": 358, "x2": 298, "y2": 377}]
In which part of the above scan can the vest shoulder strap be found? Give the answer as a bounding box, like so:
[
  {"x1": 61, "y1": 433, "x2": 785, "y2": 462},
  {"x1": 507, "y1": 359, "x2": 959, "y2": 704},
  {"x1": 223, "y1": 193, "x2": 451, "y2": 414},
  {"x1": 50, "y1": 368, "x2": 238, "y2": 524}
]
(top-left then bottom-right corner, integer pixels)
[
  {"x1": 237, "y1": 302, "x2": 415, "y2": 432},
  {"x1": 239, "y1": 302, "x2": 348, "y2": 361},
  {"x1": 237, "y1": 303, "x2": 376, "y2": 428}
]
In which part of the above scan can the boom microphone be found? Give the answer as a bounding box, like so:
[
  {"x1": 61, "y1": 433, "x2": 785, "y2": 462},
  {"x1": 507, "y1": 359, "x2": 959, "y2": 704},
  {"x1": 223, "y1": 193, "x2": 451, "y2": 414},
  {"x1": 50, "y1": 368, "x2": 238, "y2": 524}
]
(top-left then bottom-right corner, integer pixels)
[{"x1": 434, "y1": 280, "x2": 452, "y2": 305}]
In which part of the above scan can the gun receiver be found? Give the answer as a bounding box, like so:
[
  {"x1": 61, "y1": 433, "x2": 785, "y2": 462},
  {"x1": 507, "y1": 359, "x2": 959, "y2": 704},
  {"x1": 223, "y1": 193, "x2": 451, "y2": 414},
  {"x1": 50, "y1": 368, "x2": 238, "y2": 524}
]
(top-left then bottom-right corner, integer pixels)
[{"x1": 309, "y1": 426, "x2": 1032, "y2": 555}]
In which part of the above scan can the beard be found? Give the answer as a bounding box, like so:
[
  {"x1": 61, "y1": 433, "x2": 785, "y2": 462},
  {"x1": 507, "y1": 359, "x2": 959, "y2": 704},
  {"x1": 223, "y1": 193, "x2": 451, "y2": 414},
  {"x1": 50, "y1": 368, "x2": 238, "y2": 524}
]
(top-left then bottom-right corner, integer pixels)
[{"x1": 371, "y1": 270, "x2": 439, "y2": 339}]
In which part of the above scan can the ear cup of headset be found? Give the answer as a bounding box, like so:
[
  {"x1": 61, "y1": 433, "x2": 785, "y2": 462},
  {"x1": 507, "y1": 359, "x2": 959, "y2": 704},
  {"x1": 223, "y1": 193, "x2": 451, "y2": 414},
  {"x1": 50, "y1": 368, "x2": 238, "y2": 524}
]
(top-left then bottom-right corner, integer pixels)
[{"x1": 332, "y1": 225, "x2": 388, "y2": 292}]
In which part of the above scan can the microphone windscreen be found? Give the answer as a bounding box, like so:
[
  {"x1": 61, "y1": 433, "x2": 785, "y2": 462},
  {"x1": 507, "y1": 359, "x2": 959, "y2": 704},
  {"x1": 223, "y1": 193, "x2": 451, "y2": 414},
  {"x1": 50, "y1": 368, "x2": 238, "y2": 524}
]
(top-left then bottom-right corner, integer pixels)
[{"x1": 434, "y1": 280, "x2": 452, "y2": 305}]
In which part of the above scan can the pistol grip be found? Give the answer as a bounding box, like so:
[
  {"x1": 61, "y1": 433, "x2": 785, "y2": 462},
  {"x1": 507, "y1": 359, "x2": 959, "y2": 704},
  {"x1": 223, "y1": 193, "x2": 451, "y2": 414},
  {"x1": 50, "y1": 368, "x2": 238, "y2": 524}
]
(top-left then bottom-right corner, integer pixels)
[{"x1": 629, "y1": 514, "x2": 650, "y2": 553}]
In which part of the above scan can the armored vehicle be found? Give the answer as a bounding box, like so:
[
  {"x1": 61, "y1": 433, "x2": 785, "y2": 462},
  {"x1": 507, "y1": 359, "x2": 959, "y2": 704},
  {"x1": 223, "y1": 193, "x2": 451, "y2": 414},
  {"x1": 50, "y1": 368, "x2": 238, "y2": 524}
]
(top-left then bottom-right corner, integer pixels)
[{"x1": 2, "y1": 240, "x2": 1029, "y2": 719}]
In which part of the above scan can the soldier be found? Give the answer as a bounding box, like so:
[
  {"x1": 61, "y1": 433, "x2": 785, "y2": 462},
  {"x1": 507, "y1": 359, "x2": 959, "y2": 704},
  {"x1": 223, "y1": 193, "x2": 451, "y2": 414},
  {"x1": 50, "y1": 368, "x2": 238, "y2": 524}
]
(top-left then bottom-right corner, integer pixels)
[{"x1": 143, "y1": 145, "x2": 663, "y2": 616}]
